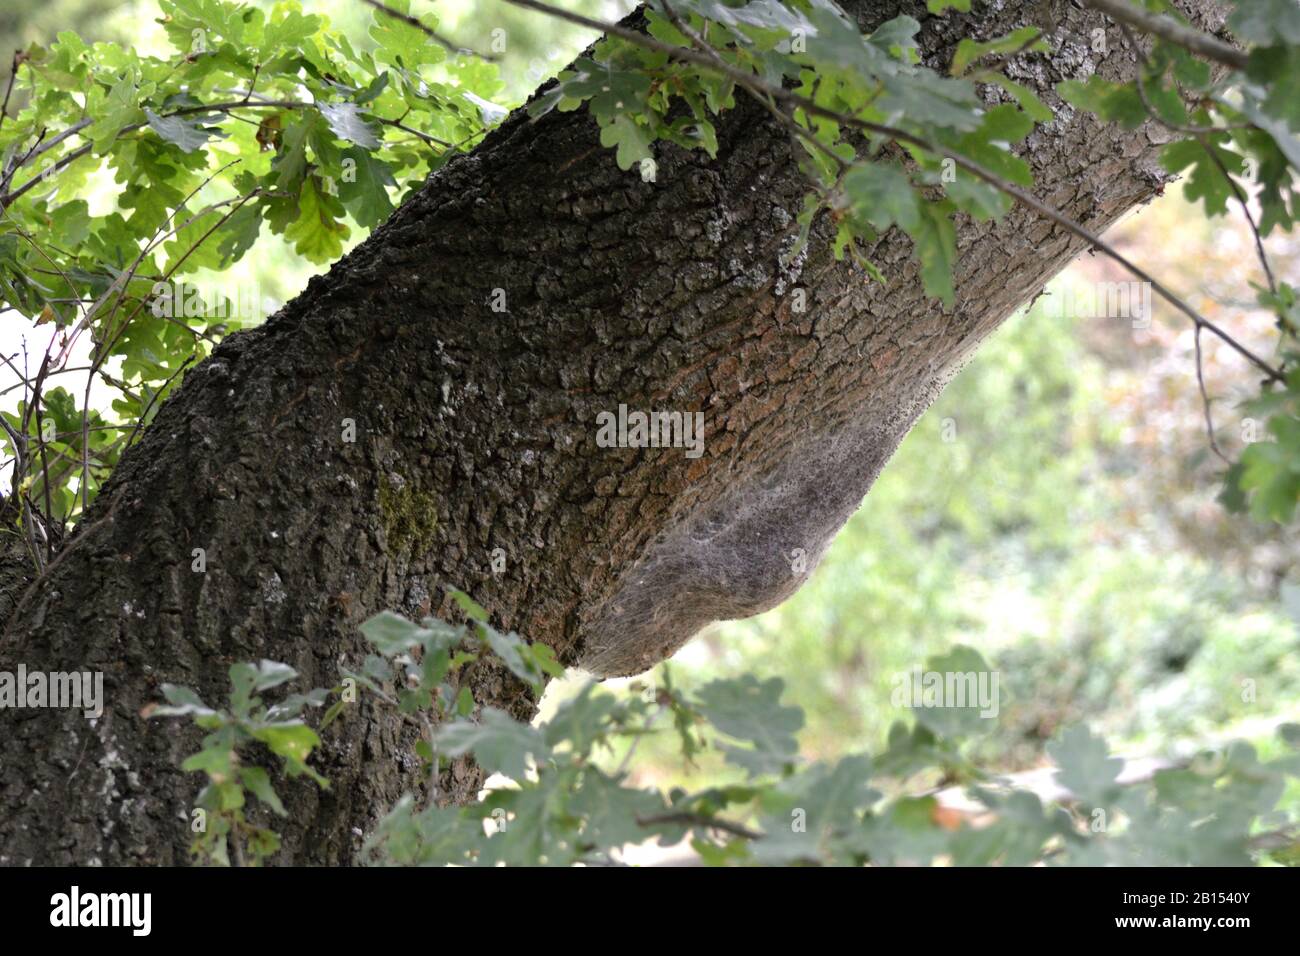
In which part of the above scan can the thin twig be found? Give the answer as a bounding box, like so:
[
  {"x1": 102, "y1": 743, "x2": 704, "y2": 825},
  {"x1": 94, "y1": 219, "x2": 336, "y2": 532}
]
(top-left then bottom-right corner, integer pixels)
[
  {"x1": 1198, "y1": 135, "x2": 1276, "y2": 294},
  {"x1": 1, "y1": 488, "x2": 125, "y2": 646},
  {"x1": 0, "y1": 52, "x2": 20, "y2": 132},
  {"x1": 635, "y1": 811, "x2": 762, "y2": 841},
  {"x1": 32, "y1": 390, "x2": 54, "y2": 554},
  {"x1": 1194, "y1": 326, "x2": 1230, "y2": 464}
]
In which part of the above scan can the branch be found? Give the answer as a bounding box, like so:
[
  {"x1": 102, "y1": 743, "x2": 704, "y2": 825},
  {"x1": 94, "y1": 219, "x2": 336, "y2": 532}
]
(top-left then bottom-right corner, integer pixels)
[
  {"x1": 636, "y1": 811, "x2": 762, "y2": 841},
  {"x1": 1082, "y1": 0, "x2": 1249, "y2": 70},
  {"x1": 0, "y1": 52, "x2": 20, "y2": 133},
  {"x1": 502, "y1": 0, "x2": 1283, "y2": 384}
]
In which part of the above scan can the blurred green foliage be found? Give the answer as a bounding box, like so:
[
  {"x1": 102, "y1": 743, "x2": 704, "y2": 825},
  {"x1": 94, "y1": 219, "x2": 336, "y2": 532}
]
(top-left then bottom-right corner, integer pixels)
[
  {"x1": 0, "y1": 0, "x2": 125, "y2": 68},
  {"x1": 161, "y1": 628, "x2": 1300, "y2": 866},
  {"x1": 555, "y1": 289, "x2": 1300, "y2": 804}
]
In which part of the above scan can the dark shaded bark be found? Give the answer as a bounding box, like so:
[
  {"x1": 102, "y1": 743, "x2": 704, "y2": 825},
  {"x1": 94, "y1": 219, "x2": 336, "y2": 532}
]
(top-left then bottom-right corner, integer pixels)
[{"x1": 0, "y1": 0, "x2": 1227, "y2": 864}]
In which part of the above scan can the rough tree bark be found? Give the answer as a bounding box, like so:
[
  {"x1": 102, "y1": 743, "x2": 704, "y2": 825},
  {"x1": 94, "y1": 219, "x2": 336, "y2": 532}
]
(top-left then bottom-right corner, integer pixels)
[{"x1": 0, "y1": 0, "x2": 1228, "y2": 864}]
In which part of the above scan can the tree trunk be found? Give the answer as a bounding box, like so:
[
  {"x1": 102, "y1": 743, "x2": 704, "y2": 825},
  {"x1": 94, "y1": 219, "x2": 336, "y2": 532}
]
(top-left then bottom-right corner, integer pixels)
[{"x1": 0, "y1": 0, "x2": 1227, "y2": 865}]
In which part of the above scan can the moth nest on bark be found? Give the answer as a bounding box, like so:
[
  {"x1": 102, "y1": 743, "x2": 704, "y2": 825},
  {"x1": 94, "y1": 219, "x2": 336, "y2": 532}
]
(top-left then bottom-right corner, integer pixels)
[{"x1": 579, "y1": 417, "x2": 904, "y2": 677}]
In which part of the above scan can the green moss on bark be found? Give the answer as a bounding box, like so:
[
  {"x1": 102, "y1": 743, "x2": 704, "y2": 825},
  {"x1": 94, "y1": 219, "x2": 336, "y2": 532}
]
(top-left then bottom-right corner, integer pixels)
[{"x1": 378, "y1": 474, "x2": 439, "y2": 554}]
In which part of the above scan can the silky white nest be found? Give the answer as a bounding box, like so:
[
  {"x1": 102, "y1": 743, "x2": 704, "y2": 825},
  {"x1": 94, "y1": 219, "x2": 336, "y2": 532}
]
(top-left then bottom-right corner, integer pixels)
[{"x1": 580, "y1": 415, "x2": 906, "y2": 677}]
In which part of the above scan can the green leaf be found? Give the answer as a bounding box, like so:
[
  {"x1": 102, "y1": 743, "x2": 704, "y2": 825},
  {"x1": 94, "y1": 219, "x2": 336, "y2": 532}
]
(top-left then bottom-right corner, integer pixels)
[
  {"x1": 182, "y1": 746, "x2": 234, "y2": 779},
  {"x1": 568, "y1": 770, "x2": 668, "y2": 853},
  {"x1": 454, "y1": 686, "x2": 475, "y2": 718},
  {"x1": 1219, "y1": 460, "x2": 1251, "y2": 514},
  {"x1": 476, "y1": 779, "x2": 566, "y2": 865},
  {"x1": 559, "y1": 60, "x2": 653, "y2": 119},
  {"x1": 843, "y1": 161, "x2": 921, "y2": 233},
  {"x1": 952, "y1": 27, "x2": 1046, "y2": 76},
  {"x1": 1246, "y1": 45, "x2": 1300, "y2": 130},
  {"x1": 250, "y1": 660, "x2": 298, "y2": 692},
  {"x1": 878, "y1": 69, "x2": 983, "y2": 132},
  {"x1": 542, "y1": 682, "x2": 624, "y2": 755},
  {"x1": 600, "y1": 115, "x2": 654, "y2": 171},
  {"x1": 87, "y1": 74, "x2": 145, "y2": 153},
  {"x1": 481, "y1": 625, "x2": 547, "y2": 691},
  {"x1": 240, "y1": 766, "x2": 287, "y2": 816},
  {"x1": 1238, "y1": 420, "x2": 1300, "y2": 522},
  {"x1": 860, "y1": 795, "x2": 951, "y2": 865},
  {"x1": 151, "y1": 683, "x2": 216, "y2": 718},
  {"x1": 1160, "y1": 137, "x2": 1245, "y2": 217},
  {"x1": 435, "y1": 707, "x2": 549, "y2": 781},
  {"x1": 283, "y1": 176, "x2": 350, "y2": 263},
  {"x1": 48, "y1": 200, "x2": 91, "y2": 249},
  {"x1": 144, "y1": 107, "x2": 222, "y2": 153},
  {"x1": 335, "y1": 147, "x2": 395, "y2": 226},
  {"x1": 1057, "y1": 76, "x2": 1147, "y2": 128},
  {"x1": 694, "y1": 675, "x2": 802, "y2": 776},
  {"x1": 1139, "y1": 77, "x2": 1189, "y2": 128},
  {"x1": 360, "y1": 610, "x2": 427, "y2": 655},
  {"x1": 448, "y1": 588, "x2": 488, "y2": 622},
  {"x1": 252, "y1": 721, "x2": 322, "y2": 767},
  {"x1": 908, "y1": 645, "x2": 1000, "y2": 739},
  {"x1": 945, "y1": 174, "x2": 1012, "y2": 220},
  {"x1": 212, "y1": 780, "x2": 245, "y2": 812},
  {"x1": 979, "y1": 103, "x2": 1036, "y2": 144},
  {"x1": 1229, "y1": 0, "x2": 1300, "y2": 46},
  {"x1": 1049, "y1": 724, "x2": 1123, "y2": 808},
  {"x1": 370, "y1": 0, "x2": 446, "y2": 68},
  {"x1": 258, "y1": 6, "x2": 323, "y2": 58},
  {"x1": 754, "y1": 755, "x2": 877, "y2": 863},
  {"x1": 318, "y1": 102, "x2": 381, "y2": 150},
  {"x1": 227, "y1": 659, "x2": 298, "y2": 716},
  {"x1": 912, "y1": 200, "x2": 957, "y2": 307},
  {"x1": 869, "y1": 15, "x2": 922, "y2": 60},
  {"x1": 672, "y1": 0, "x2": 814, "y2": 36},
  {"x1": 271, "y1": 112, "x2": 320, "y2": 192},
  {"x1": 215, "y1": 202, "x2": 262, "y2": 266}
]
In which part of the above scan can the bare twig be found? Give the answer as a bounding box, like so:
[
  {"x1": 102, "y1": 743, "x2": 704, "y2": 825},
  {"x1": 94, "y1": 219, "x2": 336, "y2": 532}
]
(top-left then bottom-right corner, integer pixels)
[
  {"x1": 0, "y1": 52, "x2": 20, "y2": 132},
  {"x1": 1194, "y1": 326, "x2": 1230, "y2": 464},
  {"x1": 636, "y1": 811, "x2": 762, "y2": 841}
]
